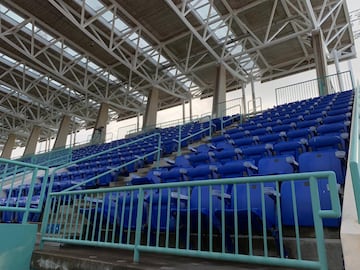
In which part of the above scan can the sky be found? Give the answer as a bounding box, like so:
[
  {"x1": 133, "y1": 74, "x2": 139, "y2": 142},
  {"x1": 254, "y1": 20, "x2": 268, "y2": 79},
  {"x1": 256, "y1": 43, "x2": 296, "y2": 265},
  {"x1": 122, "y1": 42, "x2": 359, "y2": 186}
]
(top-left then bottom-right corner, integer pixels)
[{"x1": 10, "y1": 0, "x2": 360, "y2": 158}]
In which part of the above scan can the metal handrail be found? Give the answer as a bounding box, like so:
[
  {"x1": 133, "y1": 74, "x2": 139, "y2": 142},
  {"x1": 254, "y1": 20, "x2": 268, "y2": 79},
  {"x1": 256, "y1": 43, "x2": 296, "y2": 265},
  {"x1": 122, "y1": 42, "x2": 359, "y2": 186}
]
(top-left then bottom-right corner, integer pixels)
[
  {"x1": 173, "y1": 116, "x2": 214, "y2": 156},
  {"x1": 47, "y1": 132, "x2": 162, "y2": 192},
  {"x1": 40, "y1": 171, "x2": 340, "y2": 270},
  {"x1": 0, "y1": 158, "x2": 49, "y2": 224}
]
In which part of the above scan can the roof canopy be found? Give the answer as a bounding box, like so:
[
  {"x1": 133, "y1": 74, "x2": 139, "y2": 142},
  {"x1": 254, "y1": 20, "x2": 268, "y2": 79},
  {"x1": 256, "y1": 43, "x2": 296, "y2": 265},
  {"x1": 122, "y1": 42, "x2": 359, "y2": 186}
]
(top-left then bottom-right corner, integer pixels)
[{"x1": 0, "y1": 0, "x2": 355, "y2": 147}]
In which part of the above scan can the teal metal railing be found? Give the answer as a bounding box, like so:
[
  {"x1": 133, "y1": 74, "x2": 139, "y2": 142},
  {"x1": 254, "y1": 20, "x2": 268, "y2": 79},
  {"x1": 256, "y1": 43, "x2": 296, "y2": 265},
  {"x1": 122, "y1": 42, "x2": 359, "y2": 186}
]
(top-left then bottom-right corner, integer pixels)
[
  {"x1": 0, "y1": 158, "x2": 49, "y2": 224},
  {"x1": 275, "y1": 71, "x2": 354, "y2": 106},
  {"x1": 349, "y1": 86, "x2": 360, "y2": 223},
  {"x1": 18, "y1": 147, "x2": 72, "y2": 167},
  {"x1": 40, "y1": 171, "x2": 340, "y2": 270},
  {"x1": 48, "y1": 132, "x2": 162, "y2": 192},
  {"x1": 173, "y1": 116, "x2": 214, "y2": 156}
]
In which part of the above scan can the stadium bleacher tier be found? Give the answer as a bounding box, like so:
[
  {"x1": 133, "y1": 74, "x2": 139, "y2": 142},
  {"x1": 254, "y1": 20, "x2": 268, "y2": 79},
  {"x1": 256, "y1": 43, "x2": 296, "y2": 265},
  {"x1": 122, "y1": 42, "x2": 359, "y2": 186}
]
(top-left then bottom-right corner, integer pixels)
[{"x1": 0, "y1": 90, "x2": 353, "y2": 245}]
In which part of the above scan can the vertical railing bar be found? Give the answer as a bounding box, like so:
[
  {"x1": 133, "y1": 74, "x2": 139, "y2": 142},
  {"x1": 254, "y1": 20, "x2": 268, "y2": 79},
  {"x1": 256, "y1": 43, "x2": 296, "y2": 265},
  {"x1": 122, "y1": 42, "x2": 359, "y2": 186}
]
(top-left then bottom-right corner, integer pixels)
[
  {"x1": 309, "y1": 176, "x2": 328, "y2": 270},
  {"x1": 260, "y1": 182, "x2": 268, "y2": 257},
  {"x1": 197, "y1": 186, "x2": 201, "y2": 251},
  {"x1": 209, "y1": 185, "x2": 213, "y2": 253},
  {"x1": 186, "y1": 186, "x2": 191, "y2": 250},
  {"x1": 175, "y1": 187, "x2": 181, "y2": 249},
  {"x1": 133, "y1": 187, "x2": 144, "y2": 263},
  {"x1": 146, "y1": 190, "x2": 153, "y2": 247},
  {"x1": 73, "y1": 195, "x2": 82, "y2": 240},
  {"x1": 233, "y1": 184, "x2": 239, "y2": 255},
  {"x1": 127, "y1": 191, "x2": 134, "y2": 244},
  {"x1": 98, "y1": 192, "x2": 106, "y2": 242},
  {"x1": 165, "y1": 188, "x2": 171, "y2": 248},
  {"x1": 246, "y1": 183, "x2": 253, "y2": 256},
  {"x1": 67, "y1": 193, "x2": 76, "y2": 239},
  {"x1": 112, "y1": 193, "x2": 120, "y2": 244},
  {"x1": 91, "y1": 194, "x2": 100, "y2": 242},
  {"x1": 275, "y1": 181, "x2": 284, "y2": 258},
  {"x1": 104, "y1": 192, "x2": 112, "y2": 243},
  {"x1": 291, "y1": 179, "x2": 302, "y2": 260},
  {"x1": 155, "y1": 189, "x2": 162, "y2": 247}
]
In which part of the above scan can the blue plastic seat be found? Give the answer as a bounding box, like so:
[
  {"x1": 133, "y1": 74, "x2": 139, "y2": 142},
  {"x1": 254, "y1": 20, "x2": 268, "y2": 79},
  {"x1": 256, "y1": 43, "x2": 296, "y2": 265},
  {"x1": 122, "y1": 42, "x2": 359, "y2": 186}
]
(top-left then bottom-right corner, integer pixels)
[
  {"x1": 215, "y1": 182, "x2": 277, "y2": 252},
  {"x1": 175, "y1": 186, "x2": 224, "y2": 245},
  {"x1": 308, "y1": 135, "x2": 346, "y2": 151},
  {"x1": 186, "y1": 164, "x2": 218, "y2": 181},
  {"x1": 273, "y1": 140, "x2": 307, "y2": 159},
  {"x1": 216, "y1": 160, "x2": 257, "y2": 179},
  {"x1": 258, "y1": 155, "x2": 297, "y2": 175},
  {"x1": 287, "y1": 128, "x2": 315, "y2": 141},
  {"x1": 281, "y1": 150, "x2": 344, "y2": 227},
  {"x1": 209, "y1": 148, "x2": 240, "y2": 164},
  {"x1": 231, "y1": 137, "x2": 255, "y2": 148},
  {"x1": 316, "y1": 122, "x2": 349, "y2": 136},
  {"x1": 146, "y1": 188, "x2": 188, "y2": 244},
  {"x1": 239, "y1": 144, "x2": 273, "y2": 164}
]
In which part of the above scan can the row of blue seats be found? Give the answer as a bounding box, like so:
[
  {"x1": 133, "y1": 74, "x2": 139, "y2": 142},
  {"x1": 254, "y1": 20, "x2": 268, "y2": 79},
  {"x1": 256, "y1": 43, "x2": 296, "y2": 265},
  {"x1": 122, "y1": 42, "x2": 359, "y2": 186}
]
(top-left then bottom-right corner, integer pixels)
[
  {"x1": 261, "y1": 90, "x2": 352, "y2": 118},
  {"x1": 80, "y1": 150, "x2": 341, "y2": 252},
  {"x1": 213, "y1": 120, "x2": 350, "y2": 145}
]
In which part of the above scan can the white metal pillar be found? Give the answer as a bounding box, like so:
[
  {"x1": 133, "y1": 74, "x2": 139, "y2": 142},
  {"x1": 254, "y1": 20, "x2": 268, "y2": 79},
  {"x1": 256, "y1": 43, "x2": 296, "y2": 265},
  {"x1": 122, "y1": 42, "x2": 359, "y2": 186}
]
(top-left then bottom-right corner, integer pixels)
[
  {"x1": 23, "y1": 125, "x2": 41, "y2": 157},
  {"x1": 143, "y1": 88, "x2": 159, "y2": 130},
  {"x1": 1, "y1": 133, "x2": 16, "y2": 159},
  {"x1": 242, "y1": 83, "x2": 247, "y2": 115},
  {"x1": 91, "y1": 102, "x2": 109, "y2": 144},
  {"x1": 189, "y1": 98, "x2": 193, "y2": 121},
  {"x1": 251, "y1": 77, "x2": 256, "y2": 113},
  {"x1": 333, "y1": 50, "x2": 345, "y2": 92},
  {"x1": 137, "y1": 112, "x2": 140, "y2": 132},
  {"x1": 312, "y1": 29, "x2": 329, "y2": 96},
  {"x1": 182, "y1": 100, "x2": 186, "y2": 124},
  {"x1": 212, "y1": 64, "x2": 226, "y2": 118},
  {"x1": 53, "y1": 115, "x2": 71, "y2": 149}
]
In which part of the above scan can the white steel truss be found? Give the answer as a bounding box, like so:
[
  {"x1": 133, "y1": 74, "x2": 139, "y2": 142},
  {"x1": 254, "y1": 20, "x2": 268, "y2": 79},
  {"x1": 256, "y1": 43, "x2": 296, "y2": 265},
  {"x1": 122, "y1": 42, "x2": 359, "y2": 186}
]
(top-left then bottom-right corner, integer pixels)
[{"x1": 0, "y1": 0, "x2": 354, "y2": 147}]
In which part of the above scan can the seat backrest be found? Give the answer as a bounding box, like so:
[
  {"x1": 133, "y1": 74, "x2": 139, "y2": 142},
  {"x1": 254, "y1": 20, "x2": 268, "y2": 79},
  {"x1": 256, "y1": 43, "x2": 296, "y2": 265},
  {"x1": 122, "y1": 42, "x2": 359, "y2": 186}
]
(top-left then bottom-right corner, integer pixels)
[
  {"x1": 258, "y1": 156, "x2": 295, "y2": 175},
  {"x1": 230, "y1": 183, "x2": 276, "y2": 227},
  {"x1": 308, "y1": 135, "x2": 345, "y2": 151},
  {"x1": 299, "y1": 150, "x2": 345, "y2": 184}
]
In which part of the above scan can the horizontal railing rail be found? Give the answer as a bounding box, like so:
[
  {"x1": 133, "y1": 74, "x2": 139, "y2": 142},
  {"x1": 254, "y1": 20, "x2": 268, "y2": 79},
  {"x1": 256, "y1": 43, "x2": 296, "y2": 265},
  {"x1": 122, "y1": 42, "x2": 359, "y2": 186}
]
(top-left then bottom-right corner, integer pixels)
[
  {"x1": 18, "y1": 147, "x2": 73, "y2": 167},
  {"x1": 47, "y1": 132, "x2": 162, "y2": 192},
  {"x1": 0, "y1": 158, "x2": 49, "y2": 224},
  {"x1": 173, "y1": 116, "x2": 214, "y2": 156},
  {"x1": 40, "y1": 171, "x2": 340, "y2": 270}
]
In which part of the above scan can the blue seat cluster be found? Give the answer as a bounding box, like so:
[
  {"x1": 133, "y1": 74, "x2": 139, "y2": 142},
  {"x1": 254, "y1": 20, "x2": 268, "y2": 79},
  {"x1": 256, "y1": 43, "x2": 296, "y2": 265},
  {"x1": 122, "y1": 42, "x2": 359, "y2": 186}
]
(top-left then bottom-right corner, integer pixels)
[
  {"x1": 78, "y1": 90, "x2": 353, "y2": 252},
  {"x1": 0, "y1": 116, "x2": 236, "y2": 223}
]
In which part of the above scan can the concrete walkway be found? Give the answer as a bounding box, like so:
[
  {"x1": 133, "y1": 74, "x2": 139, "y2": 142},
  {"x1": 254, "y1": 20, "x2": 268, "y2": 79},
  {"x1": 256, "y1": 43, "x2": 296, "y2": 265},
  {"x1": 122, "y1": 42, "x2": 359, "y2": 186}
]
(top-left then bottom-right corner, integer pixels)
[{"x1": 31, "y1": 243, "x2": 294, "y2": 270}]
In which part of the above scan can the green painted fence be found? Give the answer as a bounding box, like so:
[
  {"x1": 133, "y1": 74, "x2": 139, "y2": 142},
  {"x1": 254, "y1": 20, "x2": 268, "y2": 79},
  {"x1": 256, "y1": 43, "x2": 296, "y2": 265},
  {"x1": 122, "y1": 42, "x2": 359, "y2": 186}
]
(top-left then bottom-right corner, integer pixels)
[{"x1": 40, "y1": 171, "x2": 340, "y2": 270}]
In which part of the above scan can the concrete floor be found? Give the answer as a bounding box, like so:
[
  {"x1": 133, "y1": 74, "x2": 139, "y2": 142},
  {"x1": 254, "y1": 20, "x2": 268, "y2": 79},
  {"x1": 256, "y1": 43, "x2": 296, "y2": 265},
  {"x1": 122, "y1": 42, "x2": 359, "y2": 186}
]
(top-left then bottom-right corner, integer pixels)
[{"x1": 31, "y1": 243, "x2": 297, "y2": 270}]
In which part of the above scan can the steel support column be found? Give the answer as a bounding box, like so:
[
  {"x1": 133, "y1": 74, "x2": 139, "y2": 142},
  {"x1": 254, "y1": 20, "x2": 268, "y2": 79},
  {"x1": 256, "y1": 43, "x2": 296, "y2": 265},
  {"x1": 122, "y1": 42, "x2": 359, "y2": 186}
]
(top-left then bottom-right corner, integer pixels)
[
  {"x1": 212, "y1": 64, "x2": 226, "y2": 118},
  {"x1": 91, "y1": 103, "x2": 109, "y2": 144},
  {"x1": 312, "y1": 29, "x2": 329, "y2": 96},
  {"x1": 23, "y1": 125, "x2": 41, "y2": 157},
  {"x1": 143, "y1": 88, "x2": 159, "y2": 130},
  {"x1": 1, "y1": 133, "x2": 16, "y2": 159},
  {"x1": 53, "y1": 115, "x2": 71, "y2": 150}
]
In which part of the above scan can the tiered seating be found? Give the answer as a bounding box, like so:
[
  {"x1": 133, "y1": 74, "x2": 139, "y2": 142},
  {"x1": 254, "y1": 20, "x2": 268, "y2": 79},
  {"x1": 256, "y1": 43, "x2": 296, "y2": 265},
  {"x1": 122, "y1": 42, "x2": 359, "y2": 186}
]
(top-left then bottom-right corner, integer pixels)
[
  {"x1": 0, "y1": 116, "x2": 234, "y2": 223},
  {"x1": 119, "y1": 90, "x2": 353, "y2": 237}
]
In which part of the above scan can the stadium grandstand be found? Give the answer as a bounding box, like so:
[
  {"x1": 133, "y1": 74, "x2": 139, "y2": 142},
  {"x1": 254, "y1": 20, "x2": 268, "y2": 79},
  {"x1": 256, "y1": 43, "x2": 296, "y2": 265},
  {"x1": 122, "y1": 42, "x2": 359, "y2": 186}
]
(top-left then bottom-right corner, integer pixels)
[{"x1": 0, "y1": 1, "x2": 359, "y2": 270}]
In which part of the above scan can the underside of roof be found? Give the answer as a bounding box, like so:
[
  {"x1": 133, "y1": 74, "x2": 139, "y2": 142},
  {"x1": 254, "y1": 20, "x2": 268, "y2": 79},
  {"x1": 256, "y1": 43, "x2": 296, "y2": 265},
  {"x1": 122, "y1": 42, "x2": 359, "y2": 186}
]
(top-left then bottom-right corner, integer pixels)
[{"x1": 0, "y1": 0, "x2": 355, "y2": 148}]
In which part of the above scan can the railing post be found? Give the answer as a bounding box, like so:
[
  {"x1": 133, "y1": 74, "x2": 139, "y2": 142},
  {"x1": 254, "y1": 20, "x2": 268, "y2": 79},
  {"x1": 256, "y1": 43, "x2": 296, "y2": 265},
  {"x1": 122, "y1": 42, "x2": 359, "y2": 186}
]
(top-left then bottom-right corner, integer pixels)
[
  {"x1": 133, "y1": 187, "x2": 144, "y2": 263},
  {"x1": 39, "y1": 174, "x2": 55, "y2": 250},
  {"x1": 177, "y1": 125, "x2": 182, "y2": 156},
  {"x1": 309, "y1": 176, "x2": 327, "y2": 270},
  {"x1": 156, "y1": 133, "x2": 161, "y2": 169}
]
